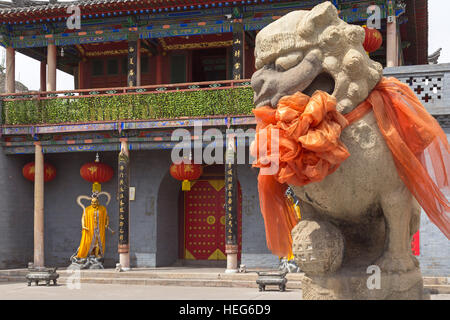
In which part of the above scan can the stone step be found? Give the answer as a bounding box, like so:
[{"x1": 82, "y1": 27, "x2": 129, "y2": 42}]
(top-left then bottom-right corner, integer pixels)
[
  {"x1": 423, "y1": 277, "x2": 449, "y2": 285},
  {"x1": 425, "y1": 285, "x2": 450, "y2": 294},
  {"x1": 0, "y1": 269, "x2": 29, "y2": 276},
  {"x1": 0, "y1": 269, "x2": 303, "y2": 289},
  {"x1": 0, "y1": 275, "x2": 26, "y2": 282},
  {"x1": 56, "y1": 276, "x2": 302, "y2": 289},
  {"x1": 0, "y1": 269, "x2": 304, "y2": 281},
  {"x1": 2, "y1": 270, "x2": 448, "y2": 294},
  {"x1": 58, "y1": 270, "x2": 304, "y2": 281},
  {"x1": 10, "y1": 274, "x2": 302, "y2": 289},
  {"x1": 59, "y1": 270, "x2": 250, "y2": 280}
]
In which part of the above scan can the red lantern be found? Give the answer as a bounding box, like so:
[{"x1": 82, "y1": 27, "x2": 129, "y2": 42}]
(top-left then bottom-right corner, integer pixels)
[
  {"x1": 80, "y1": 160, "x2": 113, "y2": 193},
  {"x1": 411, "y1": 231, "x2": 420, "y2": 256},
  {"x1": 23, "y1": 162, "x2": 56, "y2": 183},
  {"x1": 170, "y1": 162, "x2": 203, "y2": 191},
  {"x1": 363, "y1": 26, "x2": 383, "y2": 53}
]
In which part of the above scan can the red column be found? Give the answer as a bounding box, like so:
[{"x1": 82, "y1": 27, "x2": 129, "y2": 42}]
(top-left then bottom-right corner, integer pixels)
[
  {"x1": 40, "y1": 60, "x2": 46, "y2": 92},
  {"x1": 137, "y1": 39, "x2": 141, "y2": 86},
  {"x1": 78, "y1": 60, "x2": 86, "y2": 89},
  {"x1": 156, "y1": 51, "x2": 163, "y2": 85}
]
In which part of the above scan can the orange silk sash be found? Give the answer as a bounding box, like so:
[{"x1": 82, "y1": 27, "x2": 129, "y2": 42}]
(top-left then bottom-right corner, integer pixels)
[{"x1": 251, "y1": 77, "x2": 450, "y2": 257}]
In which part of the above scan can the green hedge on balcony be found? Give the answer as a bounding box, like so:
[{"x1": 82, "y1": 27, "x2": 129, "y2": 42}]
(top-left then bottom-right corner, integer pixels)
[{"x1": 1, "y1": 87, "x2": 254, "y2": 125}]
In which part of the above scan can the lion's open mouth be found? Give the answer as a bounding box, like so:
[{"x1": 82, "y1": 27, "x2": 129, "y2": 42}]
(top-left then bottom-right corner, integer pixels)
[
  {"x1": 253, "y1": 72, "x2": 336, "y2": 109},
  {"x1": 302, "y1": 72, "x2": 335, "y2": 97}
]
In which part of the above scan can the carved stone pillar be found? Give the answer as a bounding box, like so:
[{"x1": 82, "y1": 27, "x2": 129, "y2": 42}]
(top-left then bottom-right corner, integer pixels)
[
  {"x1": 34, "y1": 142, "x2": 45, "y2": 267},
  {"x1": 5, "y1": 46, "x2": 15, "y2": 93},
  {"x1": 225, "y1": 134, "x2": 238, "y2": 273},
  {"x1": 118, "y1": 139, "x2": 130, "y2": 270}
]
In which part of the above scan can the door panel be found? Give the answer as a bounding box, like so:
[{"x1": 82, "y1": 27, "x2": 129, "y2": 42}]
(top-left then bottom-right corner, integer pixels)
[{"x1": 184, "y1": 180, "x2": 241, "y2": 260}]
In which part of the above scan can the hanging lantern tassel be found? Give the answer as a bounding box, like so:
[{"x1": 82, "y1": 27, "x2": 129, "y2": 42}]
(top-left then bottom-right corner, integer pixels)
[
  {"x1": 92, "y1": 182, "x2": 102, "y2": 193},
  {"x1": 170, "y1": 162, "x2": 203, "y2": 192},
  {"x1": 182, "y1": 180, "x2": 191, "y2": 191}
]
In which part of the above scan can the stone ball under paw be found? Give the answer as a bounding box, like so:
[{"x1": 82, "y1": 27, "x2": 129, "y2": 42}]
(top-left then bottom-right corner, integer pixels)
[{"x1": 292, "y1": 220, "x2": 344, "y2": 276}]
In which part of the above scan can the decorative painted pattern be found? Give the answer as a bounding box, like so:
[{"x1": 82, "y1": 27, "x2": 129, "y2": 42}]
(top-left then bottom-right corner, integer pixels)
[{"x1": 3, "y1": 1, "x2": 385, "y2": 49}]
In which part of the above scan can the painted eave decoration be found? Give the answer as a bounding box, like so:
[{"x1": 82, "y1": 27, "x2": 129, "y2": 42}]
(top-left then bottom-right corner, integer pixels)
[{"x1": 0, "y1": 0, "x2": 249, "y2": 23}]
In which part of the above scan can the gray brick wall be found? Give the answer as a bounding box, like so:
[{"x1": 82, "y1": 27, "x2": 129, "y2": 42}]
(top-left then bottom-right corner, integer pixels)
[
  {"x1": 42, "y1": 150, "x2": 172, "y2": 268},
  {"x1": 128, "y1": 150, "x2": 166, "y2": 267},
  {"x1": 0, "y1": 150, "x2": 34, "y2": 269},
  {"x1": 241, "y1": 254, "x2": 279, "y2": 269},
  {"x1": 155, "y1": 170, "x2": 180, "y2": 267},
  {"x1": 418, "y1": 212, "x2": 450, "y2": 276},
  {"x1": 237, "y1": 165, "x2": 279, "y2": 268},
  {"x1": 43, "y1": 151, "x2": 120, "y2": 268}
]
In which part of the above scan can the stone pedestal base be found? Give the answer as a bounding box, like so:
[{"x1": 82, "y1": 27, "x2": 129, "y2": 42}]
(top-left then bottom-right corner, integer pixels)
[
  {"x1": 68, "y1": 255, "x2": 104, "y2": 270},
  {"x1": 225, "y1": 253, "x2": 238, "y2": 273},
  {"x1": 119, "y1": 252, "x2": 130, "y2": 270},
  {"x1": 302, "y1": 267, "x2": 428, "y2": 300}
]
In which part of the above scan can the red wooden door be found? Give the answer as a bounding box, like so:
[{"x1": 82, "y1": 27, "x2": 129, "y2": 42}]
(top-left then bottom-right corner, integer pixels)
[{"x1": 184, "y1": 180, "x2": 241, "y2": 261}]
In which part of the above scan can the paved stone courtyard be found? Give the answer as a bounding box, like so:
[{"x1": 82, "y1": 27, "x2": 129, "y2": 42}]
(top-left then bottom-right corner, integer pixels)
[
  {"x1": 0, "y1": 282, "x2": 300, "y2": 300},
  {"x1": 0, "y1": 282, "x2": 448, "y2": 300}
]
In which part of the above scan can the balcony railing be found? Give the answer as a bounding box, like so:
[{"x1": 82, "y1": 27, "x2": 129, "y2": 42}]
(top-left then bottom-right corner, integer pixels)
[
  {"x1": 0, "y1": 79, "x2": 253, "y2": 125},
  {"x1": 1, "y1": 64, "x2": 449, "y2": 127}
]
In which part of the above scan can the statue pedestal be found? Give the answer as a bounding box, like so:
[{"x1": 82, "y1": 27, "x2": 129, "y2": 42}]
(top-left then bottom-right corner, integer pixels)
[
  {"x1": 68, "y1": 255, "x2": 104, "y2": 270},
  {"x1": 302, "y1": 267, "x2": 428, "y2": 300}
]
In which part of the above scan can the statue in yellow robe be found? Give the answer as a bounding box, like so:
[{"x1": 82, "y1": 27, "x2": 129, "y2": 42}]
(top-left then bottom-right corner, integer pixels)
[
  {"x1": 76, "y1": 197, "x2": 109, "y2": 259},
  {"x1": 279, "y1": 187, "x2": 302, "y2": 272},
  {"x1": 70, "y1": 192, "x2": 112, "y2": 269}
]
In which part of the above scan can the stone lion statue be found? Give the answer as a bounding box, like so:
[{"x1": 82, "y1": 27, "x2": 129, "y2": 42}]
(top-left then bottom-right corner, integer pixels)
[{"x1": 251, "y1": 2, "x2": 449, "y2": 300}]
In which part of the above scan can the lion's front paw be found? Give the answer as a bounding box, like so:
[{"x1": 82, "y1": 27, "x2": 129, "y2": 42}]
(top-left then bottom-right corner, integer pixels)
[{"x1": 375, "y1": 252, "x2": 416, "y2": 273}]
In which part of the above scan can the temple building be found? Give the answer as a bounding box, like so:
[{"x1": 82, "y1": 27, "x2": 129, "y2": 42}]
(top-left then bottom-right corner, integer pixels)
[{"x1": 1, "y1": 0, "x2": 448, "y2": 276}]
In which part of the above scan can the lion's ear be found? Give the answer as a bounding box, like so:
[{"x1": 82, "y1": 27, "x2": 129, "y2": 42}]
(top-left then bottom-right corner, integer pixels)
[
  {"x1": 307, "y1": 1, "x2": 339, "y2": 27},
  {"x1": 298, "y1": 2, "x2": 339, "y2": 37}
]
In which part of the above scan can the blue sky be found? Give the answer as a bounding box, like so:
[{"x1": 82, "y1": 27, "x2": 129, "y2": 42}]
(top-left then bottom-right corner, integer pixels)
[{"x1": 4, "y1": 0, "x2": 450, "y2": 91}]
